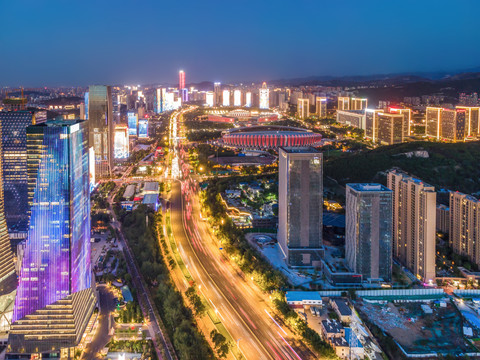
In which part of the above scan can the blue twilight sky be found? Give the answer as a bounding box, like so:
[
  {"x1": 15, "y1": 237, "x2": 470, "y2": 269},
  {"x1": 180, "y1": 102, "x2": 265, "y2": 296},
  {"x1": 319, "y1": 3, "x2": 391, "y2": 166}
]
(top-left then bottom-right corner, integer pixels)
[{"x1": 1, "y1": 0, "x2": 480, "y2": 87}]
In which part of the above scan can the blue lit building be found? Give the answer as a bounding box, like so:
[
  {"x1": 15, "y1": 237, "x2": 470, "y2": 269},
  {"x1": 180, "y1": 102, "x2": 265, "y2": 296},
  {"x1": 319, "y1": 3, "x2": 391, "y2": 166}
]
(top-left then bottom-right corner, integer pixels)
[
  {"x1": 9, "y1": 120, "x2": 96, "y2": 356},
  {"x1": 0, "y1": 110, "x2": 39, "y2": 241},
  {"x1": 128, "y1": 110, "x2": 138, "y2": 136},
  {"x1": 138, "y1": 119, "x2": 148, "y2": 138}
]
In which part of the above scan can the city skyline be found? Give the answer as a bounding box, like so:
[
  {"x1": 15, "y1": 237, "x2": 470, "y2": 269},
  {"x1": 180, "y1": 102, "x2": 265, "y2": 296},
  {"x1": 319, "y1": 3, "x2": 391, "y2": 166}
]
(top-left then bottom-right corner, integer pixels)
[{"x1": 1, "y1": 0, "x2": 480, "y2": 87}]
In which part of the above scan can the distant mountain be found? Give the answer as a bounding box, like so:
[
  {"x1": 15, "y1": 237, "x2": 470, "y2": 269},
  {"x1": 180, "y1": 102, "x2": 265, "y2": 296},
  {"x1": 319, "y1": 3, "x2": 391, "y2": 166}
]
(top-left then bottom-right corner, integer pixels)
[{"x1": 269, "y1": 67, "x2": 480, "y2": 87}]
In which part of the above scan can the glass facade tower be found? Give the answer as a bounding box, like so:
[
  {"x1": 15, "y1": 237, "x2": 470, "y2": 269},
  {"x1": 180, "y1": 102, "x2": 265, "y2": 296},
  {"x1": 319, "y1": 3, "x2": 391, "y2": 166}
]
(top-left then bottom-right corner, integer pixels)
[
  {"x1": 9, "y1": 120, "x2": 96, "y2": 355},
  {"x1": 345, "y1": 183, "x2": 393, "y2": 282},
  {"x1": 278, "y1": 147, "x2": 323, "y2": 267},
  {"x1": 0, "y1": 111, "x2": 38, "y2": 239},
  {"x1": 87, "y1": 85, "x2": 113, "y2": 178}
]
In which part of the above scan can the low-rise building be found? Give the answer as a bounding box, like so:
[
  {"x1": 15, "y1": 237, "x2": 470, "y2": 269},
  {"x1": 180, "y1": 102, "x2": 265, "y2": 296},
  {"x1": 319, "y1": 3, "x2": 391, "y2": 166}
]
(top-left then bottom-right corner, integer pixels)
[
  {"x1": 143, "y1": 181, "x2": 159, "y2": 194},
  {"x1": 285, "y1": 291, "x2": 323, "y2": 309},
  {"x1": 143, "y1": 193, "x2": 159, "y2": 211},
  {"x1": 321, "y1": 319, "x2": 344, "y2": 340},
  {"x1": 331, "y1": 298, "x2": 352, "y2": 323}
]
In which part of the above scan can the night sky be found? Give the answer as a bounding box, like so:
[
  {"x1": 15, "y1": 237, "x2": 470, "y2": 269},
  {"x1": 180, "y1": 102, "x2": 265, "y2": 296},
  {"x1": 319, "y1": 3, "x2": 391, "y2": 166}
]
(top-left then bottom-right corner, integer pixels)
[{"x1": 1, "y1": 0, "x2": 480, "y2": 87}]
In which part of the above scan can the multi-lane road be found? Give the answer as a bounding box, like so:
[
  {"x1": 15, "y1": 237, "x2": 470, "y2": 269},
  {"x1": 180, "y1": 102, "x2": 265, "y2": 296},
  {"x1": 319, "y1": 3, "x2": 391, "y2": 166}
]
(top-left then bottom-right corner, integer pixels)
[{"x1": 166, "y1": 109, "x2": 317, "y2": 359}]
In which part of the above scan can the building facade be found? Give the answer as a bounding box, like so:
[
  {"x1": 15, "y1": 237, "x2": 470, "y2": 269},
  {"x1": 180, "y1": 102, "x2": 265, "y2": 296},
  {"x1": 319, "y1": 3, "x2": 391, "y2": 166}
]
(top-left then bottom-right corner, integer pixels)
[
  {"x1": 377, "y1": 112, "x2": 405, "y2": 145},
  {"x1": 297, "y1": 98, "x2": 310, "y2": 119},
  {"x1": 9, "y1": 120, "x2": 96, "y2": 355},
  {"x1": 278, "y1": 147, "x2": 323, "y2": 267},
  {"x1": 387, "y1": 171, "x2": 436, "y2": 283},
  {"x1": 0, "y1": 111, "x2": 39, "y2": 240},
  {"x1": 346, "y1": 184, "x2": 393, "y2": 282},
  {"x1": 87, "y1": 85, "x2": 113, "y2": 178},
  {"x1": 456, "y1": 106, "x2": 479, "y2": 138},
  {"x1": 336, "y1": 110, "x2": 365, "y2": 129},
  {"x1": 316, "y1": 97, "x2": 327, "y2": 118},
  {"x1": 436, "y1": 204, "x2": 450, "y2": 234},
  {"x1": 0, "y1": 117, "x2": 18, "y2": 339},
  {"x1": 449, "y1": 192, "x2": 480, "y2": 266},
  {"x1": 259, "y1": 82, "x2": 269, "y2": 109}
]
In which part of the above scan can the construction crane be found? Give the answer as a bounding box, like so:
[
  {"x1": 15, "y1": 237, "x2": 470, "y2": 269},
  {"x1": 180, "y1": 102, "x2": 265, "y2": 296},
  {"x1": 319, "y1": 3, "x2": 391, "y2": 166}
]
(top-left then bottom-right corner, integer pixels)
[{"x1": 3, "y1": 87, "x2": 27, "y2": 110}]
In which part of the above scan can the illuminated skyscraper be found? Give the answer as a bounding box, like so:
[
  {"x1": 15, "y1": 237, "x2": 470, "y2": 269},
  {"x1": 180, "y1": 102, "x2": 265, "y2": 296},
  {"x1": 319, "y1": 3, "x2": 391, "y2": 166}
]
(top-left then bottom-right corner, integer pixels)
[
  {"x1": 456, "y1": 106, "x2": 480, "y2": 137},
  {"x1": 315, "y1": 97, "x2": 327, "y2": 118},
  {"x1": 138, "y1": 119, "x2": 149, "y2": 138},
  {"x1": 114, "y1": 125, "x2": 129, "y2": 159},
  {"x1": 351, "y1": 97, "x2": 368, "y2": 110},
  {"x1": 337, "y1": 96, "x2": 350, "y2": 110},
  {"x1": 128, "y1": 111, "x2": 138, "y2": 136},
  {"x1": 449, "y1": 192, "x2": 480, "y2": 266},
  {"x1": 390, "y1": 107, "x2": 412, "y2": 137},
  {"x1": 179, "y1": 70, "x2": 185, "y2": 90},
  {"x1": 205, "y1": 92, "x2": 214, "y2": 107},
  {"x1": 425, "y1": 107, "x2": 442, "y2": 140},
  {"x1": 387, "y1": 171, "x2": 436, "y2": 283},
  {"x1": 259, "y1": 82, "x2": 269, "y2": 109},
  {"x1": 234, "y1": 90, "x2": 242, "y2": 107},
  {"x1": 377, "y1": 112, "x2": 405, "y2": 145},
  {"x1": 440, "y1": 108, "x2": 466, "y2": 142},
  {"x1": 297, "y1": 98, "x2": 309, "y2": 119},
  {"x1": 0, "y1": 117, "x2": 18, "y2": 340},
  {"x1": 87, "y1": 85, "x2": 113, "y2": 178},
  {"x1": 245, "y1": 92, "x2": 252, "y2": 107},
  {"x1": 222, "y1": 90, "x2": 230, "y2": 106},
  {"x1": 9, "y1": 120, "x2": 96, "y2": 355},
  {"x1": 364, "y1": 109, "x2": 381, "y2": 142},
  {"x1": 0, "y1": 111, "x2": 39, "y2": 240},
  {"x1": 346, "y1": 184, "x2": 392, "y2": 282},
  {"x1": 278, "y1": 147, "x2": 323, "y2": 267}
]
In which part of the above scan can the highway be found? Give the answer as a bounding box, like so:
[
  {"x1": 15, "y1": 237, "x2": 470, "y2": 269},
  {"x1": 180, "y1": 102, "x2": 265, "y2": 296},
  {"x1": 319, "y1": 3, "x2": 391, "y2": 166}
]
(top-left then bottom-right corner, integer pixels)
[{"x1": 166, "y1": 108, "x2": 317, "y2": 359}]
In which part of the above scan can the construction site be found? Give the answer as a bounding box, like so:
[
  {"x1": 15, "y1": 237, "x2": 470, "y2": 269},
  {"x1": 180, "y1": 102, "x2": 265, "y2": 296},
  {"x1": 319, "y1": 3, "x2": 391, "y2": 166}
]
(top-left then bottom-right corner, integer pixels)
[{"x1": 356, "y1": 298, "x2": 477, "y2": 357}]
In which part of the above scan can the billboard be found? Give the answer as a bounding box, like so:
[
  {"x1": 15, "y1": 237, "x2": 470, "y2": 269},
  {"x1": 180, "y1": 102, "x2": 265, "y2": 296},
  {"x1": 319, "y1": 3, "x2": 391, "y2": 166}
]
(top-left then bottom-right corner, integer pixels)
[
  {"x1": 128, "y1": 111, "x2": 138, "y2": 136},
  {"x1": 138, "y1": 119, "x2": 148, "y2": 138}
]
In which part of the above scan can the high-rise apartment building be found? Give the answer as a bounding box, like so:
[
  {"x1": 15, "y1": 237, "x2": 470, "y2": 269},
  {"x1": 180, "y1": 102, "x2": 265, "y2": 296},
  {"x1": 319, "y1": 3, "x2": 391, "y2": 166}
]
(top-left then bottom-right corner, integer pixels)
[
  {"x1": 425, "y1": 107, "x2": 442, "y2": 140},
  {"x1": 390, "y1": 107, "x2": 412, "y2": 138},
  {"x1": 337, "y1": 96, "x2": 350, "y2": 110},
  {"x1": 346, "y1": 184, "x2": 392, "y2": 282},
  {"x1": 364, "y1": 109, "x2": 381, "y2": 142},
  {"x1": 441, "y1": 108, "x2": 465, "y2": 142},
  {"x1": 9, "y1": 120, "x2": 96, "y2": 355},
  {"x1": 426, "y1": 107, "x2": 466, "y2": 142},
  {"x1": 259, "y1": 82, "x2": 269, "y2": 109},
  {"x1": 297, "y1": 98, "x2": 310, "y2": 119},
  {"x1": 87, "y1": 85, "x2": 113, "y2": 178},
  {"x1": 350, "y1": 97, "x2": 368, "y2": 110},
  {"x1": 245, "y1": 92, "x2": 252, "y2": 107},
  {"x1": 0, "y1": 111, "x2": 40, "y2": 240},
  {"x1": 456, "y1": 106, "x2": 479, "y2": 137},
  {"x1": 377, "y1": 112, "x2": 405, "y2": 145},
  {"x1": 436, "y1": 204, "x2": 450, "y2": 234},
  {"x1": 449, "y1": 192, "x2": 480, "y2": 266},
  {"x1": 316, "y1": 97, "x2": 327, "y2": 118},
  {"x1": 387, "y1": 171, "x2": 436, "y2": 283},
  {"x1": 234, "y1": 90, "x2": 242, "y2": 107},
  {"x1": 222, "y1": 90, "x2": 230, "y2": 107},
  {"x1": 278, "y1": 147, "x2": 323, "y2": 267}
]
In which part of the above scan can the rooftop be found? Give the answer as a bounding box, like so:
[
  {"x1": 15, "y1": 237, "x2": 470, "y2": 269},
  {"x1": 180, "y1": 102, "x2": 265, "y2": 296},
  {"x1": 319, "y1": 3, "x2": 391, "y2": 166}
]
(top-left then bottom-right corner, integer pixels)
[
  {"x1": 279, "y1": 146, "x2": 320, "y2": 154},
  {"x1": 332, "y1": 298, "x2": 352, "y2": 316},
  {"x1": 347, "y1": 183, "x2": 391, "y2": 192},
  {"x1": 285, "y1": 291, "x2": 322, "y2": 303},
  {"x1": 321, "y1": 319, "x2": 344, "y2": 334}
]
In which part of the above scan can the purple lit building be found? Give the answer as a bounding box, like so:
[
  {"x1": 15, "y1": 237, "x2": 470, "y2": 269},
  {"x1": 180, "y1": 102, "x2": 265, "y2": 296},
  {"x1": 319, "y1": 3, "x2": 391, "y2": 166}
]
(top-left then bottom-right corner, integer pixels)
[{"x1": 9, "y1": 120, "x2": 96, "y2": 356}]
